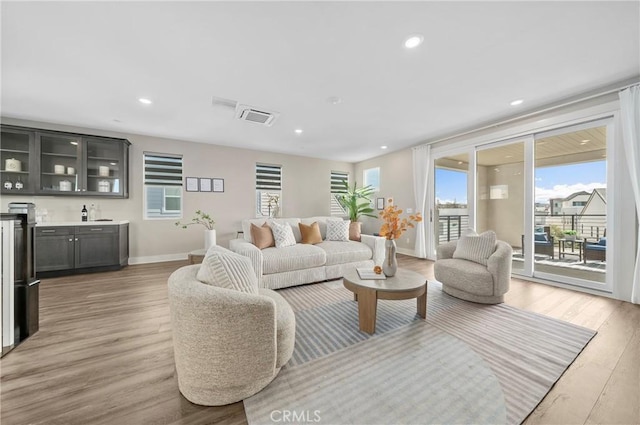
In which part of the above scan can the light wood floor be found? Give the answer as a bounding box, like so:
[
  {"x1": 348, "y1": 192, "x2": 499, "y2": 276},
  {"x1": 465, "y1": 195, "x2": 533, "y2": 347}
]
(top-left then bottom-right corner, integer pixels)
[{"x1": 1, "y1": 256, "x2": 638, "y2": 425}]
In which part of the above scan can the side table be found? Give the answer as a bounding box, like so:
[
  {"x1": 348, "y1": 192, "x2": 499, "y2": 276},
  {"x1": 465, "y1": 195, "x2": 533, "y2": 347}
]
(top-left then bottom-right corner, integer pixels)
[{"x1": 188, "y1": 248, "x2": 207, "y2": 264}]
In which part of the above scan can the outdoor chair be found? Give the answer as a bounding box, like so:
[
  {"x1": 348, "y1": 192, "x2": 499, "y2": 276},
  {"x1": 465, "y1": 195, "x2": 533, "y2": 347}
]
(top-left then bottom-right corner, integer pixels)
[
  {"x1": 521, "y1": 232, "x2": 554, "y2": 259},
  {"x1": 584, "y1": 237, "x2": 606, "y2": 262}
]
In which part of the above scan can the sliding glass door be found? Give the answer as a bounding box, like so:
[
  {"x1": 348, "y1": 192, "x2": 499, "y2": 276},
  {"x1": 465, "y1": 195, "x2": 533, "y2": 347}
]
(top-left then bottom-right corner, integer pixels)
[
  {"x1": 434, "y1": 155, "x2": 470, "y2": 249},
  {"x1": 475, "y1": 139, "x2": 528, "y2": 275}
]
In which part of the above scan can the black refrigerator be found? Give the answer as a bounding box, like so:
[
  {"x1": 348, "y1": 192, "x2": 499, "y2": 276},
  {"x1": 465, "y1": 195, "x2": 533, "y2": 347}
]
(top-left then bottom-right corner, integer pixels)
[{"x1": 1, "y1": 203, "x2": 39, "y2": 357}]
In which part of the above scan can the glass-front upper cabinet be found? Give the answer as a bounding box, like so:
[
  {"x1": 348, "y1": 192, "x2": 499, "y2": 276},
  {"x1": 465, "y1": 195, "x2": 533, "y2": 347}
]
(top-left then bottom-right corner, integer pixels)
[
  {"x1": 1, "y1": 127, "x2": 34, "y2": 194},
  {"x1": 39, "y1": 132, "x2": 82, "y2": 193},
  {"x1": 84, "y1": 137, "x2": 127, "y2": 197},
  {"x1": 0, "y1": 125, "x2": 130, "y2": 198}
]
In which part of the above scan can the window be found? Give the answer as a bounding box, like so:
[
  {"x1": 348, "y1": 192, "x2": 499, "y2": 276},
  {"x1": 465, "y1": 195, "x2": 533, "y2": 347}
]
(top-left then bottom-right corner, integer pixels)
[
  {"x1": 363, "y1": 167, "x2": 380, "y2": 191},
  {"x1": 256, "y1": 164, "x2": 282, "y2": 217},
  {"x1": 330, "y1": 171, "x2": 348, "y2": 216},
  {"x1": 144, "y1": 153, "x2": 183, "y2": 219}
]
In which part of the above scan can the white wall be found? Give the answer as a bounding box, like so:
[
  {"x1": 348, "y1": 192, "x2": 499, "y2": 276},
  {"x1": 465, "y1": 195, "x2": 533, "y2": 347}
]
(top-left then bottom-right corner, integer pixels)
[{"x1": 1, "y1": 117, "x2": 354, "y2": 263}]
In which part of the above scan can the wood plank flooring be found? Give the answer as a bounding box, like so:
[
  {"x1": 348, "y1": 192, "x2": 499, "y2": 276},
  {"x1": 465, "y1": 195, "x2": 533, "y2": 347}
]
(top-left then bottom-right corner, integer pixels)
[{"x1": 1, "y1": 256, "x2": 638, "y2": 424}]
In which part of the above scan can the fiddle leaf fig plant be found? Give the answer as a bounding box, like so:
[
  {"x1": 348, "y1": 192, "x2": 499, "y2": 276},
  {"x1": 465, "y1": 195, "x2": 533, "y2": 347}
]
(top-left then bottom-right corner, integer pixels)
[{"x1": 335, "y1": 180, "x2": 377, "y2": 222}]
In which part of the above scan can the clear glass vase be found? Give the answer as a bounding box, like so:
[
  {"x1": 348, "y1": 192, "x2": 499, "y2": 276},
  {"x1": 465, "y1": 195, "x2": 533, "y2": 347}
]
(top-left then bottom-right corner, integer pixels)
[{"x1": 383, "y1": 239, "x2": 398, "y2": 277}]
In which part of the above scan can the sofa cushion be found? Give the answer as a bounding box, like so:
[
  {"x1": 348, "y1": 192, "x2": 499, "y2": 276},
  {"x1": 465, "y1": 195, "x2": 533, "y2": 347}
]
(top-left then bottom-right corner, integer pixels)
[
  {"x1": 598, "y1": 237, "x2": 607, "y2": 246},
  {"x1": 317, "y1": 241, "x2": 373, "y2": 266},
  {"x1": 326, "y1": 220, "x2": 350, "y2": 241},
  {"x1": 271, "y1": 221, "x2": 297, "y2": 248},
  {"x1": 299, "y1": 222, "x2": 322, "y2": 244},
  {"x1": 250, "y1": 223, "x2": 275, "y2": 249},
  {"x1": 261, "y1": 244, "x2": 327, "y2": 274},
  {"x1": 453, "y1": 230, "x2": 496, "y2": 266},
  {"x1": 196, "y1": 249, "x2": 259, "y2": 294},
  {"x1": 534, "y1": 232, "x2": 549, "y2": 242}
]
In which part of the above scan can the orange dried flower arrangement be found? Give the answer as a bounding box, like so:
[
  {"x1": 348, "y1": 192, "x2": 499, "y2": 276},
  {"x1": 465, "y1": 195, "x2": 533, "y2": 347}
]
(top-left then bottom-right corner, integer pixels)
[{"x1": 378, "y1": 198, "x2": 423, "y2": 240}]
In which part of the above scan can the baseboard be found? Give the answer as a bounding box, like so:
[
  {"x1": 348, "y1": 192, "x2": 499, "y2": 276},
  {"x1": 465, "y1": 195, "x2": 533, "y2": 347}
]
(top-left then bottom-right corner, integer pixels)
[
  {"x1": 129, "y1": 253, "x2": 187, "y2": 265},
  {"x1": 397, "y1": 247, "x2": 418, "y2": 257}
]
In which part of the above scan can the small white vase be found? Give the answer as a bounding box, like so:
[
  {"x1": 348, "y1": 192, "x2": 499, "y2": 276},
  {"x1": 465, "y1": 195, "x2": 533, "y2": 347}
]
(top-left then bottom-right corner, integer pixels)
[{"x1": 205, "y1": 229, "x2": 217, "y2": 250}]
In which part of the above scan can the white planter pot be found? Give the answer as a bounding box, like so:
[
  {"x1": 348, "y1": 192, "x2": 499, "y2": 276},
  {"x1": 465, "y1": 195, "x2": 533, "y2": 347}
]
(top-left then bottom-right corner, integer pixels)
[{"x1": 205, "y1": 229, "x2": 217, "y2": 250}]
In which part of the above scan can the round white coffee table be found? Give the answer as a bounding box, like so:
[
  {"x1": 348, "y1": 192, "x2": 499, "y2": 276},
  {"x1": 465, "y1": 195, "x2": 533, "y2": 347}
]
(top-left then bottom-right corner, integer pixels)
[{"x1": 343, "y1": 268, "x2": 427, "y2": 334}]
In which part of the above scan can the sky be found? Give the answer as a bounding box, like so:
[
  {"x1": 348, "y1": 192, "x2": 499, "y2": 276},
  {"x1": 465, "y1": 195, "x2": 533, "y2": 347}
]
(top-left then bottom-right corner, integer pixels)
[{"x1": 435, "y1": 161, "x2": 606, "y2": 205}]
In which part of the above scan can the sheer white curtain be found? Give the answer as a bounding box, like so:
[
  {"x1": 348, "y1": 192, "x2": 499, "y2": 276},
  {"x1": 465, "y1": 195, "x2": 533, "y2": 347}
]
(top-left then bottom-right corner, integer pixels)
[
  {"x1": 619, "y1": 85, "x2": 640, "y2": 304},
  {"x1": 412, "y1": 145, "x2": 431, "y2": 258}
]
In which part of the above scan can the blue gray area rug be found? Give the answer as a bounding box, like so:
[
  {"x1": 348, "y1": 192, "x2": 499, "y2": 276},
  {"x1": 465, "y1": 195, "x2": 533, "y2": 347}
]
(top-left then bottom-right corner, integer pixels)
[{"x1": 244, "y1": 280, "x2": 596, "y2": 425}]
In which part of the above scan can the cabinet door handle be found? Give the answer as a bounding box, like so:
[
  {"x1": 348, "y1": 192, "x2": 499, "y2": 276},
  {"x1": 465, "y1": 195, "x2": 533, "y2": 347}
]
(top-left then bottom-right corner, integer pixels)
[
  {"x1": 90, "y1": 228, "x2": 103, "y2": 231},
  {"x1": 75, "y1": 238, "x2": 78, "y2": 241},
  {"x1": 42, "y1": 230, "x2": 56, "y2": 233},
  {"x1": 69, "y1": 238, "x2": 73, "y2": 242}
]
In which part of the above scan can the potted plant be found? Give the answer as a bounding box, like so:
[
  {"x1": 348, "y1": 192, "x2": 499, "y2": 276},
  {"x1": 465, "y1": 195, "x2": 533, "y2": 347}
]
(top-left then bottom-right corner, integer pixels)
[
  {"x1": 563, "y1": 229, "x2": 577, "y2": 241},
  {"x1": 335, "y1": 180, "x2": 377, "y2": 240},
  {"x1": 175, "y1": 210, "x2": 217, "y2": 249}
]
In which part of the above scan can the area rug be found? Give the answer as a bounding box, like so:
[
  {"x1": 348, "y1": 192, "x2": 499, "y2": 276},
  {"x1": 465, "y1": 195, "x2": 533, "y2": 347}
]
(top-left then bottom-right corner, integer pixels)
[{"x1": 243, "y1": 280, "x2": 596, "y2": 425}]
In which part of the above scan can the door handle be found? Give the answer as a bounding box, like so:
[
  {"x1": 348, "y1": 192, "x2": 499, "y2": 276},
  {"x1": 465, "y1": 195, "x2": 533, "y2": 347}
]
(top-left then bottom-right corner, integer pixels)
[{"x1": 68, "y1": 238, "x2": 73, "y2": 242}]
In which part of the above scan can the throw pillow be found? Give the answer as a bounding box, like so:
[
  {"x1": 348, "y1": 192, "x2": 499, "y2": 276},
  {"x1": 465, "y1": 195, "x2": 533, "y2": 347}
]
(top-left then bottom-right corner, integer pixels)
[
  {"x1": 196, "y1": 250, "x2": 259, "y2": 294},
  {"x1": 453, "y1": 230, "x2": 497, "y2": 265},
  {"x1": 270, "y1": 221, "x2": 297, "y2": 248},
  {"x1": 326, "y1": 220, "x2": 350, "y2": 241},
  {"x1": 250, "y1": 222, "x2": 275, "y2": 249},
  {"x1": 299, "y1": 222, "x2": 322, "y2": 244}
]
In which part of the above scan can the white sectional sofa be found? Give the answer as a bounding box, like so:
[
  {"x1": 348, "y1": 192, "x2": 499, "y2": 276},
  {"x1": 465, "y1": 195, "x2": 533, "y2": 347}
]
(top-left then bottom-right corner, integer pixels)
[{"x1": 229, "y1": 217, "x2": 385, "y2": 290}]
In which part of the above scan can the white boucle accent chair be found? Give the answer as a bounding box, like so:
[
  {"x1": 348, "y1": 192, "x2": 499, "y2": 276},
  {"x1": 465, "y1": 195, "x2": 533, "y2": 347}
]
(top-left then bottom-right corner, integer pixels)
[
  {"x1": 434, "y1": 239, "x2": 513, "y2": 304},
  {"x1": 167, "y1": 246, "x2": 295, "y2": 406}
]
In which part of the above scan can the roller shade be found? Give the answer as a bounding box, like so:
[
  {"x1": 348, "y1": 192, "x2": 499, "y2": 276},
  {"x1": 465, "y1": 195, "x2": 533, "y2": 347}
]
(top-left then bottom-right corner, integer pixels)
[
  {"x1": 256, "y1": 164, "x2": 282, "y2": 190},
  {"x1": 144, "y1": 153, "x2": 183, "y2": 186}
]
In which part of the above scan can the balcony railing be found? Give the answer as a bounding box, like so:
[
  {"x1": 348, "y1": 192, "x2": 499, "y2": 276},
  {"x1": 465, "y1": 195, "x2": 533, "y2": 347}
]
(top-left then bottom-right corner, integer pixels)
[{"x1": 437, "y1": 213, "x2": 606, "y2": 244}]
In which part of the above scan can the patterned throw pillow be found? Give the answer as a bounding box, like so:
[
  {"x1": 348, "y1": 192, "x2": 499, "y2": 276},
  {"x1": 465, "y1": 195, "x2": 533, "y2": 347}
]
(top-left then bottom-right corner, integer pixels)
[
  {"x1": 453, "y1": 230, "x2": 497, "y2": 265},
  {"x1": 270, "y1": 221, "x2": 297, "y2": 248},
  {"x1": 196, "y1": 250, "x2": 259, "y2": 294},
  {"x1": 250, "y1": 222, "x2": 275, "y2": 249},
  {"x1": 299, "y1": 222, "x2": 323, "y2": 244},
  {"x1": 326, "y1": 220, "x2": 350, "y2": 241}
]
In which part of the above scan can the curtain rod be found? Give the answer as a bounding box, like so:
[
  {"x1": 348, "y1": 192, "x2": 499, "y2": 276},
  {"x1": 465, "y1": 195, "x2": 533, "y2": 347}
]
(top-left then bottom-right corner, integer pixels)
[{"x1": 421, "y1": 78, "x2": 640, "y2": 147}]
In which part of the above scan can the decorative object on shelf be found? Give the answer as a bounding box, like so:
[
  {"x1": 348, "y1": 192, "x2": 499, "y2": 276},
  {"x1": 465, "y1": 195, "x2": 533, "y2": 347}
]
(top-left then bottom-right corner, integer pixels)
[
  {"x1": 379, "y1": 198, "x2": 423, "y2": 277},
  {"x1": 175, "y1": 210, "x2": 217, "y2": 249},
  {"x1": 98, "y1": 180, "x2": 110, "y2": 192},
  {"x1": 99, "y1": 166, "x2": 110, "y2": 177},
  {"x1": 67, "y1": 167, "x2": 75, "y2": 175},
  {"x1": 54, "y1": 164, "x2": 65, "y2": 174},
  {"x1": 5, "y1": 158, "x2": 21, "y2": 172},
  {"x1": 14, "y1": 177, "x2": 24, "y2": 190},
  {"x1": 59, "y1": 180, "x2": 72, "y2": 191},
  {"x1": 3, "y1": 178, "x2": 12, "y2": 190}
]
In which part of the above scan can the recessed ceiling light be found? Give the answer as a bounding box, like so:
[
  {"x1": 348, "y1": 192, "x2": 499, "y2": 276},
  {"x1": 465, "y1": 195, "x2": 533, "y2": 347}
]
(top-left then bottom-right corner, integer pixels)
[
  {"x1": 70, "y1": 141, "x2": 78, "y2": 146},
  {"x1": 458, "y1": 161, "x2": 463, "y2": 165},
  {"x1": 110, "y1": 162, "x2": 117, "y2": 166},
  {"x1": 295, "y1": 129, "x2": 303, "y2": 134},
  {"x1": 381, "y1": 146, "x2": 388, "y2": 149},
  {"x1": 510, "y1": 99, "x2": 524, "y2": 106},
  {"x1": 327, "y1": 96, "x2": 342, "y2": 105},
  {"x1": 505, "y1": 155, "x2": 513, "y2": 158},
  {"x1": 580, "y1": 139, "x2": 590, "y2": 145},
  {"x1": 404, "y1": 35, "x2": 424, "y2": 49},
  {"x1": 138, "y1": 98, "x2": 152, "y2": 105}
]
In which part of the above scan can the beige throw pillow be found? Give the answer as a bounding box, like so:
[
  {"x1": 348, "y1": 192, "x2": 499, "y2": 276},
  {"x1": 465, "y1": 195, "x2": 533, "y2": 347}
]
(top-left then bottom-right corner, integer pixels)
[
  {"x1": 250, "y1": 222, "x2": 275, "y2": 249},
  {"x1": 196, "y1": 250, "x2": 259, "y2": 294},
  {"x1": 299, "y1": 222, "x2": 323, "y2": 244},
  {"x1": 453, "y1": 230, "x2": 497, "y2": 265}
]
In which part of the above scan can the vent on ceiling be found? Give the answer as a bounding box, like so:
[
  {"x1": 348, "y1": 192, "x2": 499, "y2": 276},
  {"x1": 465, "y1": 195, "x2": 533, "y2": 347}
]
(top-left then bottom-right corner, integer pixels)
[
  {"x1": 211, "y1": 96, "x2": 238, "y2": 109},
  {"x1": 235, "y1": 104, "x2": 279, "y2": 127}
]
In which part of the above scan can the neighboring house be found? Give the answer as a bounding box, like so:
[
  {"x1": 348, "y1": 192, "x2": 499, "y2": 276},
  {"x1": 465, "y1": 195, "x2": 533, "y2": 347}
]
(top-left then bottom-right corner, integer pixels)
[
  {"x1": 550, "y1": 191, "x2": 590, "y2": 215},
  {"x1": 579, "y1": 188, "x2": 607, "y2": 237}
]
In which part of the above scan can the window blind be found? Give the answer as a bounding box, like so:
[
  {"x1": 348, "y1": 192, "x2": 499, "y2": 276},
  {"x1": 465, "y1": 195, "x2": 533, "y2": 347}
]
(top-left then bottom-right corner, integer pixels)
[
  {"x1": 256, "y1": 164, "x2": 282, "y2": 190},
  {"x1": 144, "y1": 153, "x2": 183, "y2": 186},
  {"x1": 330, "y1": 171, "x2": 348, "y2": 193}
]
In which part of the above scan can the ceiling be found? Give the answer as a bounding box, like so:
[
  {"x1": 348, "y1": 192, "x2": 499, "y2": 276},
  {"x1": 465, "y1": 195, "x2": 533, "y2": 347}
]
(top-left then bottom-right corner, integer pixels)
[{"x1": 2, "y1": 2, "x2": 639, "y2": 163}]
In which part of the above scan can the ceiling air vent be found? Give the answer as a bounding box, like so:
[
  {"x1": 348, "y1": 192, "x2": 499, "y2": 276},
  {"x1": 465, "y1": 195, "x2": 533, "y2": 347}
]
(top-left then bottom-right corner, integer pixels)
[{"x1": 235, "y1": 104, "x2": 279, "y2": 127}]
